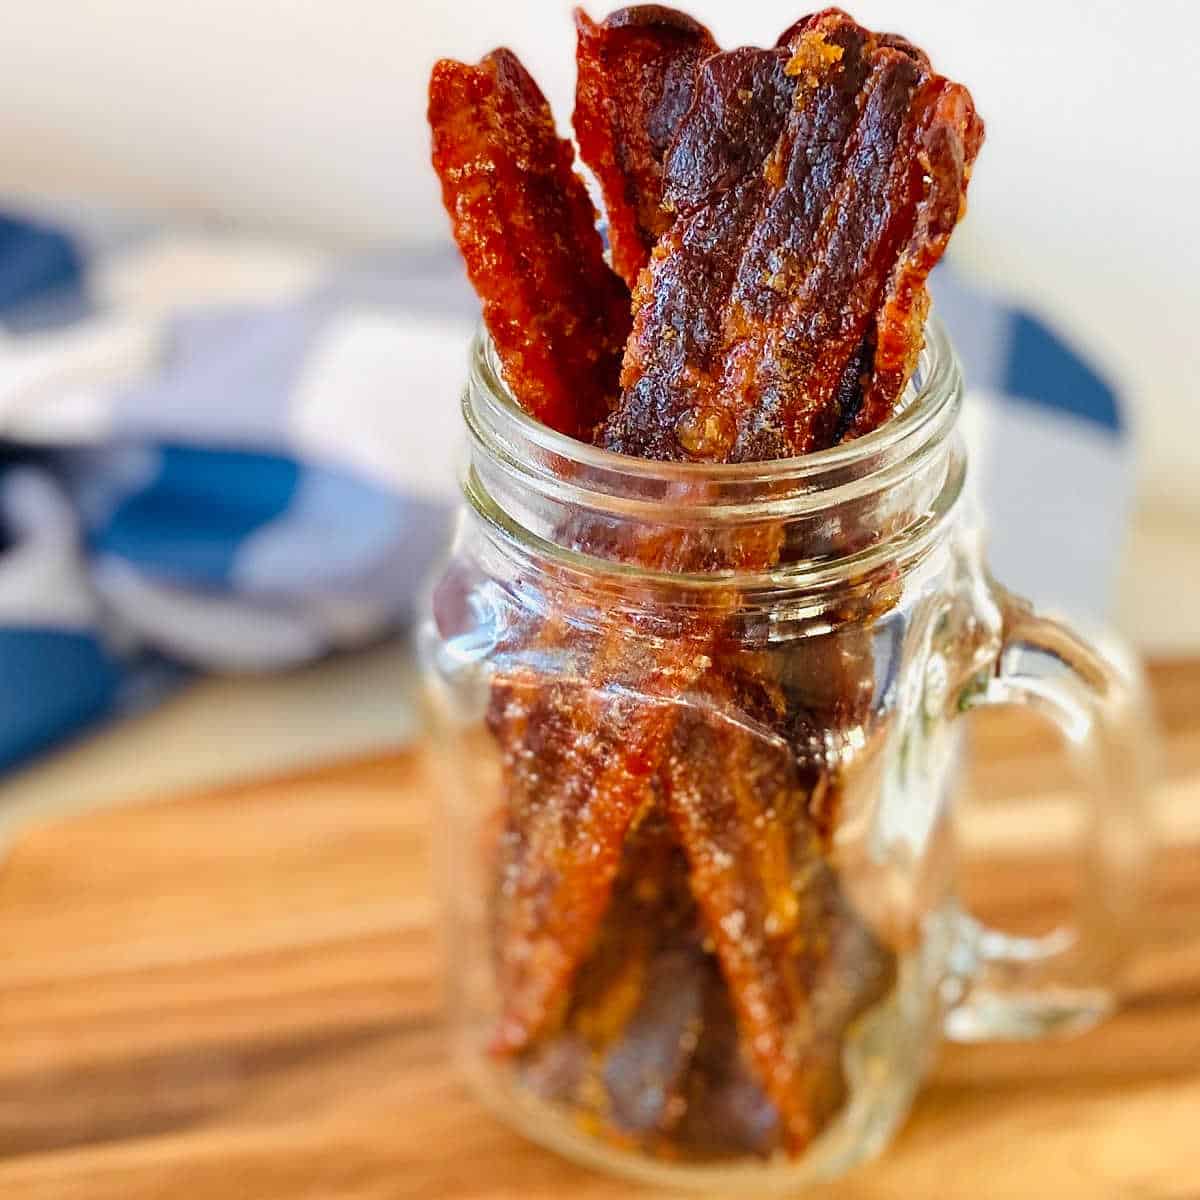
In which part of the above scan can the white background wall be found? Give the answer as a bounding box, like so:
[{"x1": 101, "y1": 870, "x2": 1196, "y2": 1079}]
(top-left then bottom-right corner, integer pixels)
[{"x1": 1, "y1": 0, "x2": 1197, "y2": 515}]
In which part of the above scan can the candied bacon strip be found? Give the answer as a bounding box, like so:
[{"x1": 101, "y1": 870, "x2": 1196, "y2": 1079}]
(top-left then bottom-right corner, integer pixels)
[
  {"x1": 486, "y1": 673, "x2": 656, "y2": 1054},
  {"x1": 601, "y1": 10, "x2": 982, "y2": 461},
  {"x1": 565, "y1": 806, "x2": 687, "y2": 1045},
  {"x1": 853, "y1": 79, "x2": 984, "y2": 434},
  {"x1": 574, "y1": 5, "x2": 718, "y2": 289},
  {"x1": 663, "y1": 665, "x2": 895, "y2": 1153},
  {"x1": 428, "y1": 39, "x2": 708, "y2": 1058},
  {"x1": 578, "y1": 815, "x2": 707, "y2": 1137},
  {"x1": 600, "y1": 17, "x2": 868, "y2": 458},
  {"x1": 725, "y1": 47, "x2": 927, "y2": 457},
  {"x1": 486, "y1": 618, "x2": 710, "y2": 1054},
  {"x1": 673, "y1": 956, "x2": 782, "y2": 1156},
  {"x1": 589, "y1": 8, "x2": 979, "y2": 1153},
  {"x1": 601, "y1": 944, "x2": 708, "y2": 1135},
  {"x1": 429, "y1": 48, "x2": 630, "y2": 438},
  {"x1": 664, "y1": 678, "x2": 831, "y2": 1153},
  {"x1": 517, "y1": 811, "x2": 713, "y2": 1147}
]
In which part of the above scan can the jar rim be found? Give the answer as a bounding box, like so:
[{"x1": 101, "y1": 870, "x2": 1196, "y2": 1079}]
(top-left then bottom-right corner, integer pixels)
[
  {"x1": 466, "y1": 314, "x2": 961, "y2": 489},
  {"x1": 461, "y1": 315, "x2": 966, "y2": 596}
]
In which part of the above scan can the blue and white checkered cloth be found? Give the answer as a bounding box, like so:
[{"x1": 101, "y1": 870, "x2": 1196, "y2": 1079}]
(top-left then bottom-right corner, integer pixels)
[{"x1": 0, "y1": 209, "x2": 1131, "y2": 775}]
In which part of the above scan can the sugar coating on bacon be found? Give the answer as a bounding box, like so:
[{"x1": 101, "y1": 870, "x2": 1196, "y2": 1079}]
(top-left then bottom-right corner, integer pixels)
[
  {"x1": 429, "y1": 49, "x2": 630, "y2": 438},
  {"x1": 663, "y1": 661, "x2": 894, "y2": 1152},
  {"x1": 485, "y1": 616, "x2": 711, "y2": 1054},
  {"x1": 600, "y1": 9, "x2": 982, "y2": 461}
]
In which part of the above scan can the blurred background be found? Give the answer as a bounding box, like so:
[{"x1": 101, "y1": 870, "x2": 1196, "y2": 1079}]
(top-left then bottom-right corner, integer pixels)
[
  {"x1": 0, "y1": 2, "x2": 1195, "y2": 1194},
  {"x1": 0, "y1": 0, "x2": 1195, "y2": 819}
]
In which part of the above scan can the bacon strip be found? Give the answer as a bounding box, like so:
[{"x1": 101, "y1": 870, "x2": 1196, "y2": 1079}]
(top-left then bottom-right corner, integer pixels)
[
  {"x1": 601, "y1": 10, "x2": 983, "y2": 460},
  {"x1": 429, "y1": 48, "x2": 630, "y2": 438},
  {"x1": 854, "y1": 79, "x2": 984, "y2": 433},
  {"x1": 486, "y1": 615, "x2": 710, "y2": 1054},
  {"x1": 574, "y1": 5, "x2": 718, "y2": 289},
  {"x1": 662, "y1": 652, "x2": 894, "y2": 1153}
]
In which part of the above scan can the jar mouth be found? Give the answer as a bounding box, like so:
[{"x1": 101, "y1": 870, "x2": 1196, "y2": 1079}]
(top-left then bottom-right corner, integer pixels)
[
  {"x1": 462, "y1": 314, "x2": 965, "y2": 595},
  {"x1": 467, "y1": 314, "x2": 960, "y2": 492}
]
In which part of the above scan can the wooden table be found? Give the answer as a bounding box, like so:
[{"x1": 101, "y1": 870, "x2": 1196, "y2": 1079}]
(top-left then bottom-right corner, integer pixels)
[{"x1": 0, "y1": 662, "x2": 1196, "y2": 1199}]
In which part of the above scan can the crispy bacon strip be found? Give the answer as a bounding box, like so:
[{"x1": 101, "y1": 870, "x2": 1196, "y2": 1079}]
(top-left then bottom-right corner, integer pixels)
[
  {"x1": 574, "y1": 5, "x2": 718, "y2": 289},
  {"x1": 428, "y1": 45, "x2": 699, "y2": 1050},
  {"x1": 854, "y1": 79, "x2": 984, "y2": 433},
  {"x1": 486, "y1": 616, "x2": 710, "y2": 1054},
  {"x1": 601, "y1": 10, "x2": 982, "y2": 460},
  {"x1": 599, "y1": 23, "x2": 862, "y2": 458},
  {"x1": 429, "y1": 48, "x2": 630, "y2": 438},
  {"x1": 664, "y1": 664, "x2": 894, "y2": 1153}
]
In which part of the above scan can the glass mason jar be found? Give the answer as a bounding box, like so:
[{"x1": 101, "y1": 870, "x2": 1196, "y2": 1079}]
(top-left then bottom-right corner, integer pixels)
[{"x1": 419, "y1": 319, "x2": 1156, "y2": 1192}]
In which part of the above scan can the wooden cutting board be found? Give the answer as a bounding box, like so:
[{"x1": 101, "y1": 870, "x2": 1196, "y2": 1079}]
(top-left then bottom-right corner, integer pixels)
[{"x1": 0, "y1": 662, "x2": 1196, "y2": 1199}]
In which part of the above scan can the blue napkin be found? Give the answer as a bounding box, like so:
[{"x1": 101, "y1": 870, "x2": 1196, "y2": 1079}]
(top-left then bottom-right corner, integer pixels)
[{"x1": 0, "y1": 216, "x2": 457, "y2": 772}]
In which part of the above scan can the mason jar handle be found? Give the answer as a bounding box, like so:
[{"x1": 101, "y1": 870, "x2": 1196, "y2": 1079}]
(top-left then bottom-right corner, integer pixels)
[{"x1": 943, "y1": 584, "x2": 1157, "y2": 1041}]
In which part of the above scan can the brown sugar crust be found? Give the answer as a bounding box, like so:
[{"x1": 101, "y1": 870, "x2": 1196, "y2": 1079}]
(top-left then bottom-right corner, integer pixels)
[
  {"x1": 601, "y1": 10, "x2": 982, "y2": 461},
  {"x1": 429, "y1": 49, "x2": 631, "y2": 438}
]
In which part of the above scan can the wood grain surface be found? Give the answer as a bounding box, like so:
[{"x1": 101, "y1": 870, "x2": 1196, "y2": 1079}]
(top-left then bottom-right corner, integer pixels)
[{"x1": 0, "y1": 661, "x2": 1196, "y2": 1199}]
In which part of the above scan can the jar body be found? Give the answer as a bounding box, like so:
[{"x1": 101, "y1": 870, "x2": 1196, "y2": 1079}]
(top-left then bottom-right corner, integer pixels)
[{"x1": 421, "y1": 494, "x2": 1002, "y2": 1189}]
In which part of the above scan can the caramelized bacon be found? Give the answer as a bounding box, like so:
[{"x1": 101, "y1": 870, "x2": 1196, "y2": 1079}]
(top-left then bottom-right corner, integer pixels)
[
  {"x1": 574, "y1": 5, "x2": 718, "y2": 289},
  {"x1": 429, "y1": 49, "x2": 630, "y2": 438},
  {"x1": 663, "y1": 662, "x2": 893, "y2": 1152},
  {"x1": 486, "y1": 616, "x2": 711, "y2": 1054},
  {"x1": 601, "y1": 10, "x2": 982, "y2": 461},
  {"x1": 854, "y1": 78, "x2": 984, "y2": 434},
  {"x1": 430, "y1": 5, "x2": 983, "y2": 1162}
]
